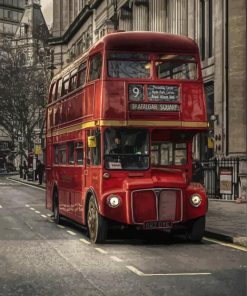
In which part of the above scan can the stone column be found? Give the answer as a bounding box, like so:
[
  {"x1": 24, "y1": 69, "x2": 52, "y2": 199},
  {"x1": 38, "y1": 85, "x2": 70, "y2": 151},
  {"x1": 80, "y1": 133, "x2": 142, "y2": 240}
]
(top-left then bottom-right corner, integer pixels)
[
  {"x1": 53, "y1": 0, "x2": 62, "y2": 37},
  {"x1": 119, "y1": 7, "x2": 133, "y2": 31},
  {"x1": 62, "y1": 0, "x2": 69, "y2": 32},
  {"x1": 132, "y1": 0, "x2": 149, "y2": 31},
  {"x1": 149, "y1": 0, "x2": 166, "y2": 32},
  {"x1": 187, "y1": 0, "x2": 195, "y2": 39}
]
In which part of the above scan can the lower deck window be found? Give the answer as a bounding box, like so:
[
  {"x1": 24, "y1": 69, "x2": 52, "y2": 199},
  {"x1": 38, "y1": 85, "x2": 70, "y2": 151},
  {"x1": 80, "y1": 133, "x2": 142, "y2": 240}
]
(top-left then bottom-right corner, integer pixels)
[{"x1": 151, "y1": 142, "x2": 187, "y2": 166}]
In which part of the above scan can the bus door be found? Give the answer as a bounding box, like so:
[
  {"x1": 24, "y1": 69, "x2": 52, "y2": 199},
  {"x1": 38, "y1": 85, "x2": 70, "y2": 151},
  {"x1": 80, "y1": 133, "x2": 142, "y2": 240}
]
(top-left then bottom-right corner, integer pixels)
[{"x1": 85, "y1": 129, "x2": 101, "y2": 195}]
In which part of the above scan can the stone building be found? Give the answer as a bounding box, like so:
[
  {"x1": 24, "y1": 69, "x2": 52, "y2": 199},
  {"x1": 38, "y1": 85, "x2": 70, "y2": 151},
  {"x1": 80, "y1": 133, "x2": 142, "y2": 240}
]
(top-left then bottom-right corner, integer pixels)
[
  {"x1": 0, "y1": 0, "x2": 25, "y2": 39},
  {"x1": 49, "y1": 0, "x2": 246, "y2": 197}
]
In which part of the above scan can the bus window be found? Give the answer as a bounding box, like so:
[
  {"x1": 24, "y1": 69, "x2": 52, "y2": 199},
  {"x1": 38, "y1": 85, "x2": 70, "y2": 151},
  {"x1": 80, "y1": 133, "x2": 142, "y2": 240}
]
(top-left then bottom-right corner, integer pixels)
[
  {"x1": 62, "y1": 74, "x2": 70, "y2": 96},
  {"x1": 78, "y1": 63, "x2": 86, "y2": 86},
  {"x1": 54, "y1": 145, "x2": 59, "y2": 164},
  {"x1": 155, "y1": 55, "x2": 197, "y2": 80},
  {"x1": 76, "y1": 142, "x2": 83, "y2": 165},
  {"x1": 58, "y1": 144, "x2": 67, "y2": 164},
  {"x1": 107, "y1": 52, "x2": 150, "y2": 78},
  {"x1": 57, "y1": 78, "x2": 62, "y2": 99},
  {"x1": 104, "y1": 128, "x2": 149, "y2": 170},
  {"x1": 87, "y1": 130, "x2": 101, "y2": 166},
  {"x1": 151, "y1": 142, "x2": 187, "y2": 166},
  {"x1": 89, "y1": 53, "x2": 102, "y2": 81},
  {"x1": 68, "y1": 142, "x2": 74, "y2": 165},
  {"x1": 49, "y1": 82, "x2": 56, "y2": 103},
  {"x1": 69, "y1": 69, "x2": 78, "y2": 92}
]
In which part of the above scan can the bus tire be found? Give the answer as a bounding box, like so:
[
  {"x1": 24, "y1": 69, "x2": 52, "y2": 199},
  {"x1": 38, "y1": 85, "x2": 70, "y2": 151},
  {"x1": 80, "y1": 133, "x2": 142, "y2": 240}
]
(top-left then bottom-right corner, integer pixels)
[
  {"x1": 53, "y1": 190, "x2": 61, "y2": 225},
  {"x1": 186, "y1": 216, "x2": 205, "y2": 243},
  {"x1": 87, "y1": 195, "x2": 108, "y2": 244}
]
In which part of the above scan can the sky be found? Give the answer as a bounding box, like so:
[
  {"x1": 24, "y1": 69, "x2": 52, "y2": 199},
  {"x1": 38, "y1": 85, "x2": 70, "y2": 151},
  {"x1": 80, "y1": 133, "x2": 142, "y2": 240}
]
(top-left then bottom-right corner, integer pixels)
[{"x1": 40, "y1": 0, "x2": 53, "y2": 28}]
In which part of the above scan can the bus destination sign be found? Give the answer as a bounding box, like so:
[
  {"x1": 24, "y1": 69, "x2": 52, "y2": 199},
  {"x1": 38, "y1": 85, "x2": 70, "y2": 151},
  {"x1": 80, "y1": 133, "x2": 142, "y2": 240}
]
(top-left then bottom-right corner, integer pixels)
[
  {"x1": 129, "y1": 103, "x2": 180, "y2": 112},
  {"x1": 147, "y1": 85, "x2": 179, "y2": 101}
]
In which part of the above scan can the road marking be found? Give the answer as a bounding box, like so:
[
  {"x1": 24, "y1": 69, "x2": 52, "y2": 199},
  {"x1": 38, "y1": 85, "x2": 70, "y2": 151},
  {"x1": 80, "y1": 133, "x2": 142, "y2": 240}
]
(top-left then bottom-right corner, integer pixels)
[
  {"x1": 35, "y1": 211, "x2": 40, "y2": 214},
  {"x1": 7, "y1": 178, "x2": 46, "y2": 191},
  {"x1": 203, "y1": 237, "x2": 247, "y2": 252},
  {"x1": 110, "y1": 256, "x2": 123, "y2": 262},
  {"x1": 126, "y1": 266, "x2": 211, "y2": 277},
  {"x1": 67, "y1": 230, "x2": 76, "y2": 236},
  {"x1": 46, "y1": 214, "x2": 52, "y2": 217},
  {"x1": 57, "y1": 225, "x2": 65, "y2": 229},
  {"x1": 0, "y1": 205, "x2": 2, "y2": 209},
  {"x1": 25, "y1": 205, "x2": 30, "y2": 207},
  {"x1": 95, "y1": 248, "x2": 108, "y2": 254},
  {"x1": 48, "y1": 219, "x2": 54, "y2": 223},
  {"x1": 79, "y1": 238, "x2": 91, "y2": 245},
  {"x1": 41, "y1": 214, "x2": 47, "y2": 218},
  {"x1": 30, "y1": 207, "x2": 35, "y2": 211}
]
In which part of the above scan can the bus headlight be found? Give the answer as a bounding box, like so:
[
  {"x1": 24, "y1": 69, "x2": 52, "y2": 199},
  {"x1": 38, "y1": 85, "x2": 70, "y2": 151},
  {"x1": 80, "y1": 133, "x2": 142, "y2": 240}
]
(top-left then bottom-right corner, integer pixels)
[
  {"x1": 107, "y1": 195, "x2": 121, "y2": 208},
  {"x1": 190, "y1": 194, "x2": 202, "y2": 207}
]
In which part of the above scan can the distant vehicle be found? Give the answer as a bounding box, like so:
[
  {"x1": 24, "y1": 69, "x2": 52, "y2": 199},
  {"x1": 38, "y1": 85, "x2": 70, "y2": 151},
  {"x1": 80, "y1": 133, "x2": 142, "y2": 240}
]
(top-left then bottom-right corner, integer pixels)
[{"x1": 46, "y1": 31, "x2": 208, "y2": 243}]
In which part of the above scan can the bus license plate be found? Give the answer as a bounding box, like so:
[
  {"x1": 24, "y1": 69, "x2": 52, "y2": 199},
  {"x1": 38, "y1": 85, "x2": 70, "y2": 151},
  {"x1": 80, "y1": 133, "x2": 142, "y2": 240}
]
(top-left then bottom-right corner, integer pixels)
[{"x1": 144, "y1": 221, "x2": 172, "y2": 230}]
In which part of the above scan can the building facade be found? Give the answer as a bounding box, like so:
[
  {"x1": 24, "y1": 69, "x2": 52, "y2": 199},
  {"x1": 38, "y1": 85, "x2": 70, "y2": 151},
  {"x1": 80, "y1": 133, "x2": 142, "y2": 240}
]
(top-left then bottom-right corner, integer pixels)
[
  {"x1": 0, "y1": 0, "x2": 25, "y2": 38},
  {"x1": 49, "y1": 0, "x2": 247, "y2": 197}
]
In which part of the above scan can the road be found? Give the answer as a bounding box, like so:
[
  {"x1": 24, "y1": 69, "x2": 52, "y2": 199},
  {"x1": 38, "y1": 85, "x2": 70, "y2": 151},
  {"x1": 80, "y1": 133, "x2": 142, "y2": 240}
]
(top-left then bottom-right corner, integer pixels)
[{"x1": 0, "y1": 175, "x2": 246, "y2": 296}]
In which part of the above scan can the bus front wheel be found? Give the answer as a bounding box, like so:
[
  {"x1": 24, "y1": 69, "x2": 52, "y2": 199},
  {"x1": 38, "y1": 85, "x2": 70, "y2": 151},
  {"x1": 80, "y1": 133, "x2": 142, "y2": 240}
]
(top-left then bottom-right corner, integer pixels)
[
  {"x1": 53, "y1": 190, "x2": 61, "y2": 224},
  {"x1": 186, "y1": 216, "x2": 205, "y2": 243},
  {"x1": 87, "y1": 195, "x2": 108, "y2": 244}
]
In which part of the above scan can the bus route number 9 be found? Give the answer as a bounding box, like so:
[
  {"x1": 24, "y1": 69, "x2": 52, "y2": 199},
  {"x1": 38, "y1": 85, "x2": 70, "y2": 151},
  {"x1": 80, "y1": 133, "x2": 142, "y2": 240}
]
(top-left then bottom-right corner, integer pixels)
[{"x1": 128, "y1": 84, "x2": 144, "y2": 101}]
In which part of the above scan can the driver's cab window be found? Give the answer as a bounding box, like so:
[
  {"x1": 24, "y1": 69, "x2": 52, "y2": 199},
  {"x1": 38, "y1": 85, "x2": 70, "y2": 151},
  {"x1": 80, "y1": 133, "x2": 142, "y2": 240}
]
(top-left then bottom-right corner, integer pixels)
[{"x1": 151, "y1": 142, "x2": 187, "y2": 166}]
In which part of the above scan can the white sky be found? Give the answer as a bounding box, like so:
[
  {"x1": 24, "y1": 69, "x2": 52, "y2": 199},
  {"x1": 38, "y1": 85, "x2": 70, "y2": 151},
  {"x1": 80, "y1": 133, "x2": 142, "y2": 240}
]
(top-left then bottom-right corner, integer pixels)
[{"x1": 40, "y1": 0, "x2": 53, "y2": 28}]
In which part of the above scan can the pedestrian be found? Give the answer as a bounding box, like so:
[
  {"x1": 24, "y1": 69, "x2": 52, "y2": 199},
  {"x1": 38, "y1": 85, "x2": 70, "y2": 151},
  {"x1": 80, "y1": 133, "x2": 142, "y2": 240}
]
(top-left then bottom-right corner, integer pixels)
[
  {"x1": 23, "y1": 161, "x2": 28, "y2": 180},
  {"x1": 36, "y1": 160, "x2": 45, "y2": 185},
  {"x1": 192, "y1": 159, "x2": 204, "y2": 185},
  {"x1": 19, "y1": 163, "x2": 23, "y2": 178}
]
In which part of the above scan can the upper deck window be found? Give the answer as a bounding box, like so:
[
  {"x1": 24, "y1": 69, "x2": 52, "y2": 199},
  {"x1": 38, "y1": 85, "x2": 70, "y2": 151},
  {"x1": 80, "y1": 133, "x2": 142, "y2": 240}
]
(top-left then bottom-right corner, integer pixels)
[
  {"x1": 62, "y1": 74, "x2": 70, "y2": 96},
  {"x1": 78, "y1": 62, "x2": 86, "y2": 86},
  {"x1": 57, "y1": 79, "x2": 62, "y2": 99},
  {"x1": 89, "y1": 53, "x2": 102, "y2": 81},
  {"x1": 155, "y1": 55, "x2": 198, "y2": 80},
  {"x1": 107, "y1": 52, "x2": 150, "y2": 79}
]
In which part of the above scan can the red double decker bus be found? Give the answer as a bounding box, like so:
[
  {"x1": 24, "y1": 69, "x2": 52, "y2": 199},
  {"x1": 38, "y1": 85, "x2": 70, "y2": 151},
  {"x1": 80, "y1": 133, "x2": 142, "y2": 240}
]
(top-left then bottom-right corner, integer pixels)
[{"x1": 46, "y1": 32, "x2": 208, "y2": 243}]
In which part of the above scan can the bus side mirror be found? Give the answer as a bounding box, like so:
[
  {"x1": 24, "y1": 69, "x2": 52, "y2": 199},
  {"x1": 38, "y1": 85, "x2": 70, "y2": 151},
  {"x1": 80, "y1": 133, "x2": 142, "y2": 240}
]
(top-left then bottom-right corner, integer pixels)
[{"x1": 88, "y1": 136, "x2": 96, "y2": 148}]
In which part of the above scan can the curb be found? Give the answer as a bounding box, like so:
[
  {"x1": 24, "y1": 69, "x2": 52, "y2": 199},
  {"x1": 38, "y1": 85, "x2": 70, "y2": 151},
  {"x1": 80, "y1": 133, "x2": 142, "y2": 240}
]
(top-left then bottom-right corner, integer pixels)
[
  {"x1": 205, "y1": 228, "x2": 247, "y2": 247},
  {"x1": 8, "y1": 177, "x2": 46, "y2": 189}
]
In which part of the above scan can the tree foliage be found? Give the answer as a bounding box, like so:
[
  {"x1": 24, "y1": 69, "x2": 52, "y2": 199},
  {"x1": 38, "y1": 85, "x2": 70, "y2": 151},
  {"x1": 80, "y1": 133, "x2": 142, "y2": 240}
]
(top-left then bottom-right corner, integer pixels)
[{"x1": 0, "y1": 42, "x2": 50, "y2": 159}]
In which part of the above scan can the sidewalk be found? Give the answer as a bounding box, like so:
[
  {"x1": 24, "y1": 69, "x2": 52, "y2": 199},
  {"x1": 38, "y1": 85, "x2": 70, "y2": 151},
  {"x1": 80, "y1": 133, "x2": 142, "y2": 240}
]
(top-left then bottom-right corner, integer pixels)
[
  {"x1": 7, "y1": 175, "x2": 247, "y2": 247},
  {"x1": 8, "y1": 174, "x2": 46, "y2": 189},
  {"x1": 206, "y1": 199, "x2": 247, "y2": 247}
]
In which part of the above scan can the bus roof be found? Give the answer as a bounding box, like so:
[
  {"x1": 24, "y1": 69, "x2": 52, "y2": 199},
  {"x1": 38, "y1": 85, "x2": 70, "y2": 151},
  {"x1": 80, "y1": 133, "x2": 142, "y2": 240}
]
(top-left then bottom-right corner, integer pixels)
[
  {"x1": 98, "y1": 31, "x2": 198, "y2": 54},
  {"x1": 52, "y1": 31, "x2": 198, "y2": 81}
]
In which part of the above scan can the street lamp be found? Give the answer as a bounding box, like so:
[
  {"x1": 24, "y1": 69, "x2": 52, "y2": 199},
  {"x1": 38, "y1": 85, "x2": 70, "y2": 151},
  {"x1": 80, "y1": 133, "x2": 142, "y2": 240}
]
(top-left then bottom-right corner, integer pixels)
[{"x1": 112, "y1": 0, "x2": 119, "y2": 31}]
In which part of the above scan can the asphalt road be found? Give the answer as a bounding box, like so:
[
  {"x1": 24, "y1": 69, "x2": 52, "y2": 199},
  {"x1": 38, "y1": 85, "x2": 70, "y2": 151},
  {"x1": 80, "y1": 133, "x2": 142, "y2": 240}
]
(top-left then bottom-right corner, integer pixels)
[{"x1": 0, "y1": 176, "x2": 246, "y2": 296}]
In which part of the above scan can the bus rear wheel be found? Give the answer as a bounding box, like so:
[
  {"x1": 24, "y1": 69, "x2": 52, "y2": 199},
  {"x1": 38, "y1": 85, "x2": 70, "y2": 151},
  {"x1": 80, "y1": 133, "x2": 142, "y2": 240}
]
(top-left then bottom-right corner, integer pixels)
[
  {"x1": 53, "y1": 191, "x2": 61, "y2": 224},
  {"x1": 87, "y1": 195, "x2": 108, "y2": 244},
  {"x1": 186, "y1": 216, "x2": 205, "y2": 243}
]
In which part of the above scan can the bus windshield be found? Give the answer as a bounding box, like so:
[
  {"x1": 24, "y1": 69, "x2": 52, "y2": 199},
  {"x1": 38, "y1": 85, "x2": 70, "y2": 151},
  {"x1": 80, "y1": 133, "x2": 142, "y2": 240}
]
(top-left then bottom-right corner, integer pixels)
[
  {"x1": 107, "y1": 52, "x2": 150, "y2": 78},
  {"x1": 151, "y1": 142, "x2": 187, "y2": 166},
  {"x1": 104, "y1": 128, "x2": 149, "y2": 170}
]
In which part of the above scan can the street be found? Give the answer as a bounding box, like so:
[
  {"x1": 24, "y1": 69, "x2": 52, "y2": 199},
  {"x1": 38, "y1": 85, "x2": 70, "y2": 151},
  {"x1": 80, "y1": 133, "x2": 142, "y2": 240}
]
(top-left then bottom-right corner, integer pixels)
[{"x1": 0, "y1": 176, "x2": 246, "y2": 296}]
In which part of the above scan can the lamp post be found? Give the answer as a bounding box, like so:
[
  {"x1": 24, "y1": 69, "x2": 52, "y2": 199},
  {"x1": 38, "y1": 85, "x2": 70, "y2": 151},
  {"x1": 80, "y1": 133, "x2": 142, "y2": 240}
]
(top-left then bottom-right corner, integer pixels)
[{"x1": 112, "y1": 0, "x2": 119, "y2": 31}]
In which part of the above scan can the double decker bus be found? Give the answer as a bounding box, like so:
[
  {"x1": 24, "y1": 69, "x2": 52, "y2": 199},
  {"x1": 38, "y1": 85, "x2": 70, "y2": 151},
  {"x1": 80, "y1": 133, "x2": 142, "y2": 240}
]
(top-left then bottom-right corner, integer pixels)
[{"x1": 46, "y1": 32, "x2": 208, "y2": 243}]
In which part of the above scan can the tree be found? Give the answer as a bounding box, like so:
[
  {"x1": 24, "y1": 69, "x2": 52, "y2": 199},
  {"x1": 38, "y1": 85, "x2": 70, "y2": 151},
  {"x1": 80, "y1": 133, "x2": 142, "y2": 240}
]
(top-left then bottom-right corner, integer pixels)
[{"x1": 0, "y1": 41, "x2": 49, "y2": 160}]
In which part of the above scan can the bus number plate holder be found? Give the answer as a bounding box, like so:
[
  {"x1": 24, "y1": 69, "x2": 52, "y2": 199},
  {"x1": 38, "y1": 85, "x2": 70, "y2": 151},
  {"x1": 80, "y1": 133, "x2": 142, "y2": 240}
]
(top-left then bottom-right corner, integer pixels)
[{"x1": 144, "y1": 221, "x2": 172, "y2": 230}]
